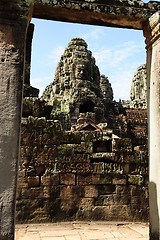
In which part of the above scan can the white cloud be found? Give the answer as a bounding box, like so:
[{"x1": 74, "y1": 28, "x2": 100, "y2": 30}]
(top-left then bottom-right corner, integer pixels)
[
  {"x1": 93, "y1": 41, "x2": 141, "y2": 70},
  {"x1": 31, "y1": 76, "x2": 53, "y2": 97},
  {"x1": 94, "y1": 49, "x2": 112, "y2": 65},
  {"x1": 111, "y1": 42, "x2": 139, "y2": 67},
  {"x1": 49, "y1": 46, "x2": 65, "y2": 64},
  {"x1": 110, "y1": 70, "x2": 133, "y2": 101},
  {"x1": 80, "y1": 28, "x2": 105, "y2": 41}
]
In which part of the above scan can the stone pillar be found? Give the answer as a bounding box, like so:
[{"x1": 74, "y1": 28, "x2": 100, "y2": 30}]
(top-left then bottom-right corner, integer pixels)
[
  {"x1": 0, "y1": 19, "x2": 28, "y2": 239},
  {"x1": 144, "y1": 12, "x2": 160, "y2": 240}
]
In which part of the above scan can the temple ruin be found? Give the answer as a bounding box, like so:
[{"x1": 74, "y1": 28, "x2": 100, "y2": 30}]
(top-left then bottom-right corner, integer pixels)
[
  {"x1": 130, "y1": 64, "x2": 147, "y2": 109},
  {"x1": 0, "y1": 1, "x2": 160, "y2": 240},
  {"x1": 16, "y1": 36, "x2": 149, "y2": 223},
  {"x1": 42, "y1": 38, "x2": 113, "y2": 125}
]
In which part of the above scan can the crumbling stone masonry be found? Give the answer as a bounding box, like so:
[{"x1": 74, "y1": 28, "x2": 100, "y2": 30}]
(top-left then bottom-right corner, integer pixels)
[
  {"x1": 17, "y1": 64, "x2": 149, "y2": 222},
  {"x1": 16, "y1": 117, "x2": 149, "y2": 223},
  {"x1": 0, "y1": 1, "x2": 160, "y2": 240},
  {"x1": 18, "y1": 32, "x2": 149, "y2": 224}
]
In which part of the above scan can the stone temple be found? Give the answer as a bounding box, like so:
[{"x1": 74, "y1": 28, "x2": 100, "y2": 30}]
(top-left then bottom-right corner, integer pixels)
[
  {"x1": 130, "y1": 64, "x2": 147, "y2": 109},
  {"x1": 42, "y1": 38, "x2": 113, "y2": 125},
  {"x1": 1, "y1": 1, "x2": 160, "y2": 239},
  {"x1": 16, "y1": 34, "x2": 150, "y2": 224}
]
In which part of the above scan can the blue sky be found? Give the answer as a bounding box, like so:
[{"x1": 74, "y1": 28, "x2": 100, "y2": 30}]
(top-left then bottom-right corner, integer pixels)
[{"x1": 30, "y1": 2, "x2": 149, "y2": 101}]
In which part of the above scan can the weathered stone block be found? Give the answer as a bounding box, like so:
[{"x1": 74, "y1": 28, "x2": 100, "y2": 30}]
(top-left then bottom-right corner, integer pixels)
[
  {"x1": 60, "y1": 186, "x2": 84, "y2": 198},
  {"x1": 95, "y1": 194, "x2": 114, "y2": 206},
  {"x1": 17, "y1": 180, "x2": 28, "y2": 190},
  {"x1": 113, "y1": 194, "x2": 130, "y2": 205},
  {"x1": 28, "y1": 176, "x2": 40, "y2": 188},
  {"x1": 26, "y1": 167, "x2": 37, "y2": 177},
  {"x1": 57, "y1": 142, "x2": 93, "y2": 155},
  {"x1": 60, "y1": 186, "x2": 72, "y2": 198},
  {"x1": 116, "y1": 185, "x2": 129, "y2": 194},
  {"x1": 104, "y1": 163, "x2": 112, "y2": 173},
  {"x1": 98, "y1": 185, "x2": 116, "y2": 195},
  {"x1": 79, "y1": 129, "x2": 103, "y2": 142},
  {"x1": 93, "y1": 162, "x2": 104, "y2": 174},
  {"x1": 62, "y1": 131, "x2": 82, "y2": 144},
  {"x1": 133, "y1": 150, "x2": 148, "y2": 164},
  {"x1": 92, "y1": 174, "x2": 111, "y2": 184},
  {"x1": 41, "y1": 174, "x2": 59, "y2": 186},
  {"x1": 122, "y1": 163, "x2": 130, "y2": 174},
  {"x1": 60, "y1": 198, "x2": 79, "y2": 212},
  {"x1": 98, "y1": 194, "x2": 130, "y2": 206},
  {"x1": 41, "y1": 175, "x2": 51, "y2": 186},
  {"x1": 79, "y1": 198, "x2": 94, "y2": 210},
  {"x1": 130, "y1": 185, "x2": 138, "y2": 196},
  {"x1": 77, "y1": 174, "x2": 92, "y2": 185},
  {"x1": 60, "y1": 173, "x2": 75, "y2": 185},
  {"x1": 22, "y1": 187, "x2": 44, "y2": 199},
  {"x1": 84, "y1": 185, "x2": 98, "y2": 198},
  {"x1": 104, "y1": 162, "x2": 122, "y2": 174},
  {"x1": 130, "y1": 162, "x2": 148, "y2": 175},
  {"x1": 35, "y1": 165, "x2": 45, "y2": 175},
  {"x1": 128, "y1": 174, "x2": 144, "y2": 186},
  {"x1": 92, "y1": 205, "x2": 133, "y2": 221},
  {"x1": 16, "y1": 199, "x2": 50, "y2": 223},
  {"x1": 43, "y1": 186, "x2": 50, "y2": 198},
  {"x1": 130, "y1": 196, "x2": 140, "y2": 204},
  {"x1": 91, "y1": 153, "x2": 113, "y2": 160},
  {"x1": 112, "y1": 138, "x2": 132, "y2": 153},
  {"x1": 112, "y1": 175, "x2": 127, "y2": 185},
  {"x1": 50, "y1": 186, "x2": 60, "y2": 199}
]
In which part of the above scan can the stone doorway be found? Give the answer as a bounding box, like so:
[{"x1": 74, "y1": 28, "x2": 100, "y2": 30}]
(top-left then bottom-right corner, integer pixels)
[
  {"x1": 16, "y1": 18, "x2": 148, "y2": 225},
  {"x1": 79, "y1": 101, "x2": 95, "y2": 113},
  {"x1": 0, "y1": 1, "x2": 159, "y2": 240}
]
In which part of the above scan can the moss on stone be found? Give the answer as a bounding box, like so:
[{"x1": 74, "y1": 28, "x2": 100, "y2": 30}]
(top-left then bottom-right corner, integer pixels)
[{"x1": 128, "y1": 174, "x2": 144, "y2": 186}]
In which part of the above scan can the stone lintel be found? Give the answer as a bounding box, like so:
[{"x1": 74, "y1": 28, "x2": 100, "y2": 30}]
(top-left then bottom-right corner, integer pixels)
[{"x1": 33, "y1": 0, "x2": 159, "y2": 30}]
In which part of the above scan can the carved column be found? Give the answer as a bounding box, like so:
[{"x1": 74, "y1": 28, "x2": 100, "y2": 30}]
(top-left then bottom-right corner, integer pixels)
[
  {"x1": 0, "y1": 18, "x2": 28, "y2": 240},
  {"x1": 144, "y1": 12, "x2": 160, "y2": 240}
]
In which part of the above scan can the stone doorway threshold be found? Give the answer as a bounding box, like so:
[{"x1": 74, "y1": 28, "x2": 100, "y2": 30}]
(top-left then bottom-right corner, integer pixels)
[{"x1": 15, "y1": 221, "x2": 149, "y2": 240}]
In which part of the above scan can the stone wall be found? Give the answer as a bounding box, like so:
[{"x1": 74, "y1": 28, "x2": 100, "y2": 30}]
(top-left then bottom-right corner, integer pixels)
[
  {"x1": 17, "y1": 31, "x2": 149, "y2": 224},
  {"x1": 108, "y1": 108, "x2": 148, "y2": 147},
  {"x1": 16, "y1": 115, "x2": 149, "y2": 223}
]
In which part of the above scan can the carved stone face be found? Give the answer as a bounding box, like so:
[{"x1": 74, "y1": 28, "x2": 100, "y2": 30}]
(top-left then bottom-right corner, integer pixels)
[{"x1": 74, "y1": 64, "x2": 87, "y2": 80}]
